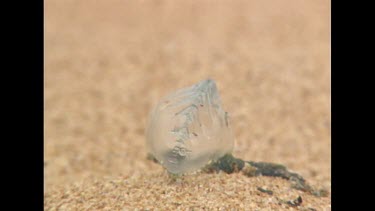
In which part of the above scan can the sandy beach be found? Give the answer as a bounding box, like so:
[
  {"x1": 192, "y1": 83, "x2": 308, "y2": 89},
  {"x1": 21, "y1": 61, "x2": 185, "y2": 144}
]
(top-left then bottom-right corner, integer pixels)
[{"x1": 44, "y1": 0, "x2": 331, "y2": 210}]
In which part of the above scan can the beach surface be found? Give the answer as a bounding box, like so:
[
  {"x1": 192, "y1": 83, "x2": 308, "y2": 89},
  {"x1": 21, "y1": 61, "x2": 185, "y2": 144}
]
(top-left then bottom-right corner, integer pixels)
[{"x1": 44, "y1": 0, "x2": 331, "y2": 210}]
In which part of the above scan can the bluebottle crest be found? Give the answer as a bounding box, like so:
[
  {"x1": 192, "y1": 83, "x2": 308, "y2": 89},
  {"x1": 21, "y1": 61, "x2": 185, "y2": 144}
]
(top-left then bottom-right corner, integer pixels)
[{"x1": 146, "y1": 79, "x2": 234, "y2": 174}]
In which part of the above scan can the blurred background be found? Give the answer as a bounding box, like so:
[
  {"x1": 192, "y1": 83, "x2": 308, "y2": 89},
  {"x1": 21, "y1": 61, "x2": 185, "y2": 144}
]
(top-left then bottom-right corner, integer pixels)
[{"x1": 45, "y1": 0, "x2": 330, "y2": 193}]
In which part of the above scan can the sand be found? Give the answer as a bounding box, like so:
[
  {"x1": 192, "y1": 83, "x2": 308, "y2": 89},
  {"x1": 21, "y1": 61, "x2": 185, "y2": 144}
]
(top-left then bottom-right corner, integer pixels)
[{"x1": 44, "y1": 0, "x2": 331, "y2": 210}]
